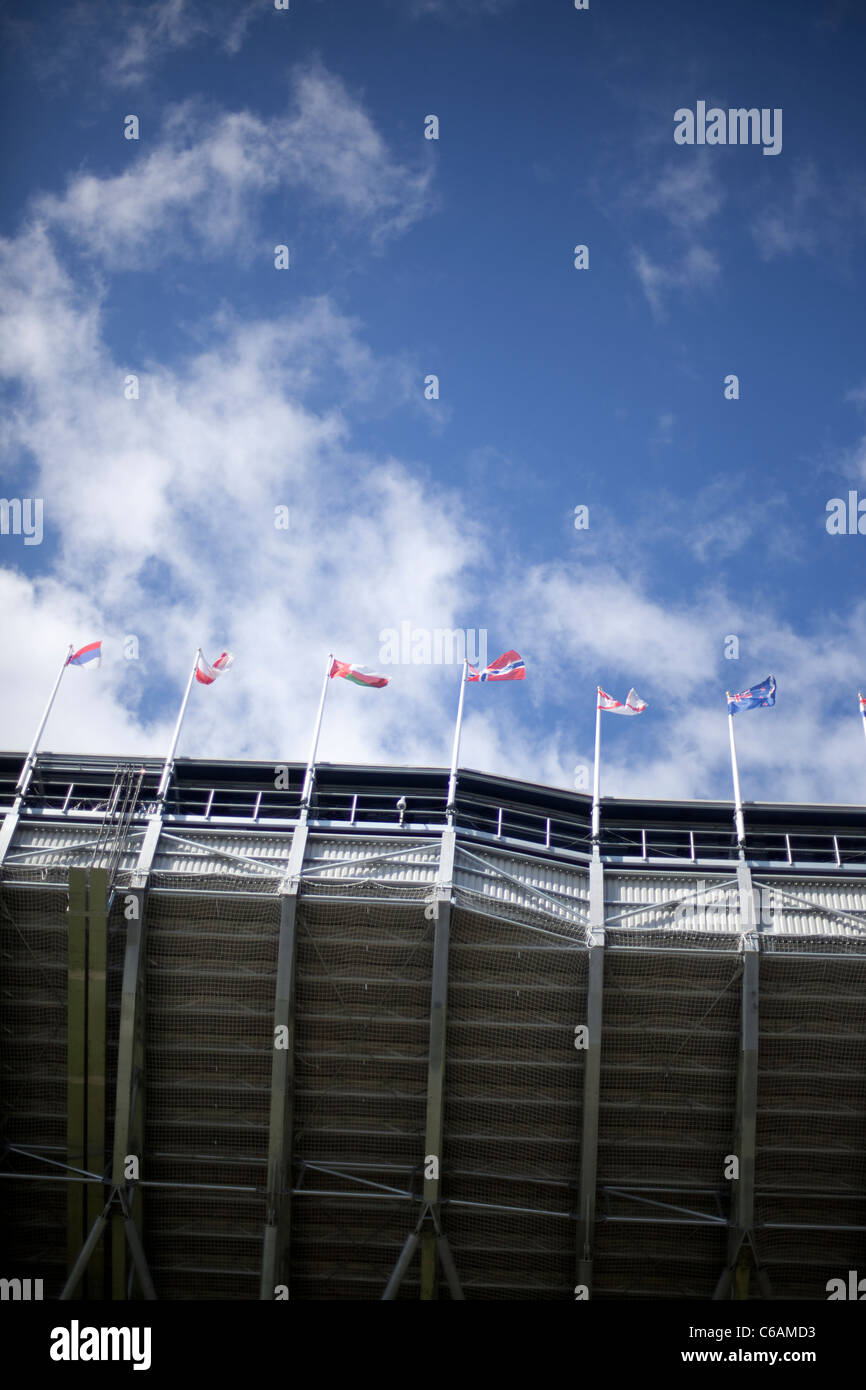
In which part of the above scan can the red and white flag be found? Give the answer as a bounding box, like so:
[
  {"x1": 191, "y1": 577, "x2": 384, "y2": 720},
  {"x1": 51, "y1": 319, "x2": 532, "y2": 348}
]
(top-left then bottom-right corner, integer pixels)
[
  {"x1": 196, "y1": 651, "x2": 234, "y2": 685},
  {"x1": 467, "y1": 650, "x2": 526, "y2": 683},
  {"x1": 598, "y1": 687, "x2": 647, "y2": 715}
]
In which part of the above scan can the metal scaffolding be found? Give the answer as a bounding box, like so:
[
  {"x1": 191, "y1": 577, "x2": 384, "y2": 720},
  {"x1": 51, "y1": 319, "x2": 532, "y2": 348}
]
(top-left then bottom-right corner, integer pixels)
[{"x1": 1, "y1": 753, "x2": 865, "y2": 1299}]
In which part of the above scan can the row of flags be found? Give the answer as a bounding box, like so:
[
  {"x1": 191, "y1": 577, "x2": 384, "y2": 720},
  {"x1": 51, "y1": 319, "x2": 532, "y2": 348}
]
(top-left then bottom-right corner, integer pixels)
[{"x1": 17, "y1": 639, "x2": 864, "y2": 846}]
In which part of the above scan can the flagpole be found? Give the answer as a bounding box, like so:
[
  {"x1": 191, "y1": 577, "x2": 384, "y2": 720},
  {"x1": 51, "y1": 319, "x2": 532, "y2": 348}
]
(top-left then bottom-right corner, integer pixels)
[
  {"x1": 300, "y1": 653, "x2": 334, "y2": 814},
  {"x1": 446, "y1": 659, "x2": 468, "y2": 820},
  {"x1": 727, "y1": 701, "x2": 746, "y2": 846},
  {"x1": 860, "y1": 695, "x2": 866, "y2": 750},
  {"x1": 156, "y1": 648, "x2": 201, "y2": 801},
  {"x1": 591, "y1": 690, "x2": 602, "y2": 842},
  {"x1": 16, "y1": 644, "x2": 75, "y2": 795}
]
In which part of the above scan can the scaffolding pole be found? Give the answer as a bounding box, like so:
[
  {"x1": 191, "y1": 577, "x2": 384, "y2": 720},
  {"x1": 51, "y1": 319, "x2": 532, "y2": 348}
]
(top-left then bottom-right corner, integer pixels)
[
  {"x1": 420, "y1": 828, "x2": 456, "y2": 1298},
  {"x1": 714, "y1": 860, "x2": 771, "y2": 1299},
  {"x1": 260, "y1": 821, "x2": 308, "y2": 1297},
  {"x1": 576, "y1": 852, "x2": 605, "y2": 1295}
]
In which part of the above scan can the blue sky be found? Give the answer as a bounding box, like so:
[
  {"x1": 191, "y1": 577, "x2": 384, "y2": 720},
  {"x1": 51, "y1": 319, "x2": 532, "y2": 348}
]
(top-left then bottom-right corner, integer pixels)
[{"x1": 2, "y1": 0, "x2": 866, "y2": 807}]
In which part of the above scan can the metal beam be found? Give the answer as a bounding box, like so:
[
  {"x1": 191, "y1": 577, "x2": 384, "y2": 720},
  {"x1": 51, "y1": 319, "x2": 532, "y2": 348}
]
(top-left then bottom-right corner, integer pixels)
[
  {"x1": 714, "y1": 859, "x2": 768, "y2": 1299},
  {"x1": 0, "y1": 803, "x2": 22, "y2": 865},
  {"x1": 259, "y1": 820, "x2": 308, "y2": 1298},
  {"x1": 109, "y1": 814, "x2": 163, "y2": 1297},
  {"x1": 576, "y1": 852, "x2": 605, "y2": 1296},
  {"x1": 419, "y1": 827, "x2": 455, "y2": 1299},
  {"x1": 86, "y1": 868, "x2": 108, "y2": 1297},
  {"x1": 66, "y1": 869, "x2": 88, "y2": 1281}
]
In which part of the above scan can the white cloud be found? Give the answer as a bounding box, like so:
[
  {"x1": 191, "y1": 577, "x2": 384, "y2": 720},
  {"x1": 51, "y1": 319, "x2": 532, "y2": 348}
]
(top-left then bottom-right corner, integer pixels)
[
  {"x1": 643, "y1": 159, "x2": 724, "y2": 233},
  {"x1": 34, "y1": 67, "x2": 435, "y2": 265},
  {"x1": 752, "y1": 160, "x2": 866, "y2": 261},
  {"x1": 633, "y1": 243, "x2": 719, "y2": 318},
  {"x1": 3, "y1": 0, "x2": 261, "y2": 90},
  {"x1": 4, "y1": 122, "x2": 866, "y2": 814}
]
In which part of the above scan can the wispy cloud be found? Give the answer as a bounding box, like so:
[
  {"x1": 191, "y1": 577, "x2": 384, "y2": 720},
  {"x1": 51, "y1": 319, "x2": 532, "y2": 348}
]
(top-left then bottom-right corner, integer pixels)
[
  {"x1": 752, "y1": 159, "x2": 866, "y2": 261},
  {"x1": 632, "y1": 243, "x2": 720, "y2": 318},
  {"x1": 4, "y1": 0, "x2": 262, "y2": 90},
  {"x1": 397, "y1": 0, "x2": 517, "y2": 18},
  {"x1": 33, "y1": 66, "x2": 435, "y2": 263}
]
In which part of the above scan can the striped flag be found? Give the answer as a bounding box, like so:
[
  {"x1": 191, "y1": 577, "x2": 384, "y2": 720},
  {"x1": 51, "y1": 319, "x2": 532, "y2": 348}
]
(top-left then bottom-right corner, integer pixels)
[
  {"x1": 196, "y1": 651, "x2": 234, "y2": 685},
  {"x1": 330, "y1": 658, "x2": 389, "y2": 688},
  {"x1": 67, "y1": 641, "x2": 102, "y2": 668},
  {"x1": 467, "y1": 650, "x2": 525, "y2": 683}
]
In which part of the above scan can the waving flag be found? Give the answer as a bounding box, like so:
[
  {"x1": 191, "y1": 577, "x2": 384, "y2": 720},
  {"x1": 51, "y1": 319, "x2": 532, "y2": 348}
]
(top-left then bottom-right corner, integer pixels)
[
  {"x1": 196, "y1": 651, "x2": 234, "y2": 685},
  {"x1": 67, "y1": 641, "x2": 102, "y2": 668},
  {"x1": 330, "y1": 658, "x2": 389, "y2": 688},
  {"x1": 467, "y1": 650, "x2": 525, "y2": 682},
  {"x1": 727, "y1": 675, "x2": 776, "y2": 714},
  {"x1": 859, "y1": 693, "x2": 866, "y2": 718},
  {"x1": 598, "y1": 687, "x2": 647, "y2": 715}
]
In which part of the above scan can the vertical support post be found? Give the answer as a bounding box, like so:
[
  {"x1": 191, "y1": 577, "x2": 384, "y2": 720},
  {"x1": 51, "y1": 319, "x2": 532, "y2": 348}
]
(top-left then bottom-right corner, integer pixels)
[
  {"x1": 110, "y1": 880, "x2": 149, "y2": 1298},
  {"x1": 420, "y1": 827, "x2": 456, "y2": 1298},
  {"x1": 0, "y1": 805, "x2": 22, "y2": 865},
  {"x1": 86, "y1": 868, "x2": 109, "y2": 1297},
  {"x1": 260, "y1": 820, "x2": 309, "y2": 1298},
  {"x1": 110, "y1": 815, "x2": 164, "y2": 1298},
  {"x1": 576, "y1": 852, "x2": 605, "y2": 1295},
  {"x1": 715, "y1": 860, "x2": 760, "y2": 1298},
  {"x1": 67, "y1": 870, "x2": 88, "y2": 1279}
]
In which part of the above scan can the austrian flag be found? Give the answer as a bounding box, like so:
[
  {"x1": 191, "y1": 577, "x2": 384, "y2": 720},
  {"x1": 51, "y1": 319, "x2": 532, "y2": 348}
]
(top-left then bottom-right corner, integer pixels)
[
  {"x1": 330, "y1": 659, "x2": 389, "y2": 688},
  {"x1": 196, "y1": 651, "x2": 234, "y2": 685}
]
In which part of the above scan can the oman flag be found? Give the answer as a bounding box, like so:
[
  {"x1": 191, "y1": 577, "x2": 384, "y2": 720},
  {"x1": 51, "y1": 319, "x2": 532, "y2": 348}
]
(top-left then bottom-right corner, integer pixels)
[{"x1": 330, "y1": 658, "x2": 389, "y2": 688}]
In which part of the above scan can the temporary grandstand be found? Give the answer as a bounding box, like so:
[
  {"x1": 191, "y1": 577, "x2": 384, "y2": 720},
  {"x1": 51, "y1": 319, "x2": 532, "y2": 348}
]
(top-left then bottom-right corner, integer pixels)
[{"x1": 1, "y1": 751, "x2": 864, "y2": 1299}]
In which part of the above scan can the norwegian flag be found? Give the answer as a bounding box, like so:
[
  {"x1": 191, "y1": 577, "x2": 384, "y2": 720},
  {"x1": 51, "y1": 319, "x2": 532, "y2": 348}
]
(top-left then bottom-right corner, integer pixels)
[
  {"x1": 860, "y1": 693, "x2": 866, "y2": 718},
  {"x1": 597, "y1": 687, "x2": 647, "y2": 715},
  {"x1": 467, "y1": 650, "x2": 526, "y2": 682},
  {"x1": 196, "y1": 651, "x2": 234, "y2": 685}
]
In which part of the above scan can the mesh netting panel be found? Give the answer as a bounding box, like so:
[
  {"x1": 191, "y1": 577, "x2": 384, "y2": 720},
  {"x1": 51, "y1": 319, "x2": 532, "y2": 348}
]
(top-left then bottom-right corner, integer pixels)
[
  {"x1": 0, "y1": 886, "x2": 68, "y2": 1151},
  {"x1": 441, "y1": 906, "x2": 587, "y2": 1298},
  {"x1": 754, "y1": 954, "x2": 866, "y2": 1297},
  {"x1": 593, "y1": 1223, "x2": 728, "y2": 1300},
  {"x1": 291, "y1": 1199, "x2": 422, "y2": 1300},
  {"x1": 593, "y1": 947, "x2": 740, "y2": 1299},
  {"x1": 0, "y1": 1181, "x2": 68, "y2": 1297},
  {"x1": 142, "y1": 891, "x2": 279, "y2": 1297},
  {"x1": 150, "y1": 872, "x2": 282, "y2": 896},
  {"x1": 598, "y1": 950, "x2": 741, "y2": 1186},
  {"x1": 290, "y1": 899, "x2": 432, "y2": 1296}
]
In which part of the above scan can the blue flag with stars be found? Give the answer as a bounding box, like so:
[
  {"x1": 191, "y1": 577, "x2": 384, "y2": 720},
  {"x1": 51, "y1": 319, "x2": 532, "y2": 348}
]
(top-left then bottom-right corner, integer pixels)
[{"x1": 727, "y1": 675, "x2": 776, "y2": 714}]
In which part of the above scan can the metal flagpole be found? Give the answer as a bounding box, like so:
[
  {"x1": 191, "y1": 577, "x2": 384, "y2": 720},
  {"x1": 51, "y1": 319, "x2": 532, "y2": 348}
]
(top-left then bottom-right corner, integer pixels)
[
  {"x1": 591, "y1": 690, "x2": 602, "y2": 842},
  {"x1": 446, "y1": 659, "x2": 468, "y2": 820},
  {"x1": 860, "y1": 695, "x2": 866, "y2": 750},
  {"x1": 727, "y1": 701, "x2": 746, "y2": 846},
  {"x1": 156, "y1": 649, "x2": 201, "y2": 801},
  {"x1": 16, "y1": 644, "x2": 74, "y2": 795},
  {"x1": 300, "y1": 653, "x2": 334, "y2": 813}
]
